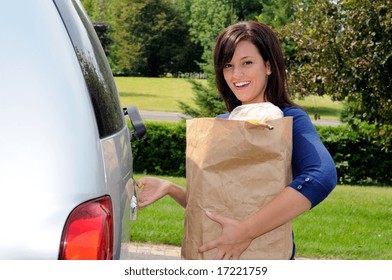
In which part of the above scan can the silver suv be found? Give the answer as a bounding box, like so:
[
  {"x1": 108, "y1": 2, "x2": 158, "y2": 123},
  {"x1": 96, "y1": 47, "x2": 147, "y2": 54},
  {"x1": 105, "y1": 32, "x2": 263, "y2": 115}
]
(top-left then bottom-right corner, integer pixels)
[{"x1": 0, "y1": 0, "x2": 145, "y2": 259}]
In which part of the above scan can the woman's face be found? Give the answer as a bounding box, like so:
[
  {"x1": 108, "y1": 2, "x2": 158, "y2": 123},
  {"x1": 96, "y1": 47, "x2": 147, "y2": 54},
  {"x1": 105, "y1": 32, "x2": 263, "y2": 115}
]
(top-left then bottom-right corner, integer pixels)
[{"x1": 223, "y1": 40, "x2": 271, "y2": 105}]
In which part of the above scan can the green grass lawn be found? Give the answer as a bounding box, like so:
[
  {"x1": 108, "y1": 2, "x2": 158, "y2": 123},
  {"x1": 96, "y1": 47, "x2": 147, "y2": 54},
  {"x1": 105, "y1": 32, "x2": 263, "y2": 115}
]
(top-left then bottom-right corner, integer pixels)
[
  {"x1": 130, "y1": 174, "x2": 392, "y2": 260},
  {"x1": 115, "y1": 76, "x2": 199, "y2": 112},
  {"x1": 293, "y1": 95, "x2": 344, "y2": 121},
  {"x1": 294, "y1": 186, "x2": 392, "y2": 259},
  {"x1": 115, "y1": 77, "x2": 343, "y2": 121}
]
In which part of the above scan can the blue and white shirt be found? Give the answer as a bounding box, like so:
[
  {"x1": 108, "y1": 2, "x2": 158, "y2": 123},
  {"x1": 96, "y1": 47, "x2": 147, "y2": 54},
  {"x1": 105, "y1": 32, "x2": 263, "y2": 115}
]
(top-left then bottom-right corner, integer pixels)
[{"x1": 217, "y1": 106, "x2": 337, "y2": 208}]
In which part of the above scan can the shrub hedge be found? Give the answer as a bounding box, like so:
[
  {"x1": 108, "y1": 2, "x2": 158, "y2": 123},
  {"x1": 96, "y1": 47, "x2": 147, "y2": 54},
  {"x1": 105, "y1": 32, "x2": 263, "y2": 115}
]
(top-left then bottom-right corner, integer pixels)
[
  {"x1": 131, "y1": 121, "x2": 186, "y2": 177},
  {"x1": 131, "y1": 121, "x2": 391, "y2": 186},
  {"x1": 316, "y1": 124, "x2": 391, "y2": 185}
]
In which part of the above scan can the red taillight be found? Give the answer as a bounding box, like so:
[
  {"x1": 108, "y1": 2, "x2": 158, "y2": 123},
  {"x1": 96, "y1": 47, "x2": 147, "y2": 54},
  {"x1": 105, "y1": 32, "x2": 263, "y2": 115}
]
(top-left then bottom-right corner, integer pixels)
[{"x1": 59, "y1": 196, "x2": 114, "y2": 260}]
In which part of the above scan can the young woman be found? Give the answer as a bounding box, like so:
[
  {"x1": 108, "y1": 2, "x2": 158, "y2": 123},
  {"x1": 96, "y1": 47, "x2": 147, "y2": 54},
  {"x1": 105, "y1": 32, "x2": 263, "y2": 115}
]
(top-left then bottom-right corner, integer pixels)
[{"x1": 137, "y1": 21, "x2": 337, "y2": 260}]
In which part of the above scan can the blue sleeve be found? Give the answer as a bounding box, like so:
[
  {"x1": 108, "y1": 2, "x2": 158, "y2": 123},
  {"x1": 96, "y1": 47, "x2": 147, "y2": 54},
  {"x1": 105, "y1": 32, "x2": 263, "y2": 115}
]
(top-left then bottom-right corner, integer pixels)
[
  {"x1": 216, "y1": 112, "x2": 230, "y2": 118},
  {"x1": 284, "y1": 107, "x2": 337, "y2": 208}
]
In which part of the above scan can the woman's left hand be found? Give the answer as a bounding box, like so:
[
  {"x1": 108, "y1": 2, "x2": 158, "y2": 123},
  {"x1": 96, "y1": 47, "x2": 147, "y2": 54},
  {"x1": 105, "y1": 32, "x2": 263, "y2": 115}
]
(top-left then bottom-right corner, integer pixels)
[{"x1": 198, "y1": 211, "x2": 253, "y2": 260}]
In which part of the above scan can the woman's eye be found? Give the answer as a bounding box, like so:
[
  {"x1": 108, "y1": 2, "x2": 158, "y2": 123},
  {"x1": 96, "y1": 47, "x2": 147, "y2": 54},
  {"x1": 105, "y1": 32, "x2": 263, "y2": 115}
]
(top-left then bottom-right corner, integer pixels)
[
  {"x1": 224, "y1": 63, "x2": 232, "y2": 69},
  {"x1": 244, "y1": 61, "x2": 253, "y2": 65}
]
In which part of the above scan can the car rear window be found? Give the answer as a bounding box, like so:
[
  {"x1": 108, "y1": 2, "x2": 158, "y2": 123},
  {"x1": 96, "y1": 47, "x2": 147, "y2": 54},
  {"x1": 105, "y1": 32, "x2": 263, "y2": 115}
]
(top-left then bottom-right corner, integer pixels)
[{"x1": 54, "y1": 0, "x2": 124, "y2": 138}]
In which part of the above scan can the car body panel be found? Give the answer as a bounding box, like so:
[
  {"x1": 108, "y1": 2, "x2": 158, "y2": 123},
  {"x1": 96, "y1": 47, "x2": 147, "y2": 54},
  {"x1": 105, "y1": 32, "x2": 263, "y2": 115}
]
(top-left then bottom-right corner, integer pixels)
[
  {"x1": 0, "y1": 0, "x2": 135, "y2": 259},
  {"x1": 100, "y1": 127, "x2": 133, "y2": 259}
]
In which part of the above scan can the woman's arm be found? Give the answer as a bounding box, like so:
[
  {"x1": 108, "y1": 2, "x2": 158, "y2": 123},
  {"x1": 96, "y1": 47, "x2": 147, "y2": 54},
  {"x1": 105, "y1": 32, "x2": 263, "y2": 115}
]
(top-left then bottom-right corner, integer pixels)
[
  {"x1": 199, "y1": 187, "x2": 311, "y2": 259},
  {"x1": 137, "y1": 177, "x2": 187, "y2": 209},
  {"x1": 284, "y1": 107, "x2": 337, "y2": 207}
]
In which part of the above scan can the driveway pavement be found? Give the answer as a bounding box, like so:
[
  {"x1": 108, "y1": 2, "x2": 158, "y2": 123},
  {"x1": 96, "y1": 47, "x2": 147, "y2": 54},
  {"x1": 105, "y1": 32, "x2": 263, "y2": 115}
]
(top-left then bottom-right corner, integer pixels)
[
  {"x1": 120, "y1": 242, "x2": 313, "y2": 260},
  {"x1": 121, "y1": 242, "x2": 180, "y2": 260},
  {"x1": 139, "y1": 110, "x2": 191, "y2": 122}
]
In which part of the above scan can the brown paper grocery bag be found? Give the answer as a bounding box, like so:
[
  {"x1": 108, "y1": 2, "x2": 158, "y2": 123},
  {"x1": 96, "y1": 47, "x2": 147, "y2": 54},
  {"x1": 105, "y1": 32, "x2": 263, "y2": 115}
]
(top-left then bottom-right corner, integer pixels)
[{"x1": 182, "y1": 117, "x2": 293, "y2": 260}]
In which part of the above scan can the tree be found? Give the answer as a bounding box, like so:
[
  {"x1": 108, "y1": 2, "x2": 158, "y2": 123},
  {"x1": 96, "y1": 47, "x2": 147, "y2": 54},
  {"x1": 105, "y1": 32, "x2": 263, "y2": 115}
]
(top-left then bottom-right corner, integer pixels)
[
  {"x1": 338, "y1": 0, "x2": 391, "y2": 128},
  {"x1": 256, "y1": 0, "x2": 297, "y2": 73},
  {"x1": 110, "y1": 0, "x2": 184, "y2": 76},
  {"x1": 81, "y1": 0, "x2": 100, "y2": 20},
  {"x1": 257, "y1": 0, "x2": 295, "y2": 28},
  {"x1": 81, "y1": 0, "x2": 114, "y2": 20},
  {"x1": 282, "y1": 0, "x2": 391, "y2": 149},
  {"x1": 171, "y1": 0, "x2": 204, "y2": 76},
  {"x1": 229, "y1": 0, "x2": 264, "y2": 21}
]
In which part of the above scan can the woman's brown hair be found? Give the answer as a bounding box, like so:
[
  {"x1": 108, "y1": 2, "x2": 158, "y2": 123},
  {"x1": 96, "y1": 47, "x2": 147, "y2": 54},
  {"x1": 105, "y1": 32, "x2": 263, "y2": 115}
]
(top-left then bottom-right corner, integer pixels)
[{"x1": 214, "y1": 21, "x2": 295, "y2": 112}]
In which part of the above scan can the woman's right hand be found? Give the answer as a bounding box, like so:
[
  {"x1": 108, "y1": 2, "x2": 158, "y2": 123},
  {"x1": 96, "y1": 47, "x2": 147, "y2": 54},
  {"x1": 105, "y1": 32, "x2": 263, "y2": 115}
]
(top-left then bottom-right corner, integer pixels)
[{"x1": 136, "y1": 177, "x2": 172, "y2": 209}]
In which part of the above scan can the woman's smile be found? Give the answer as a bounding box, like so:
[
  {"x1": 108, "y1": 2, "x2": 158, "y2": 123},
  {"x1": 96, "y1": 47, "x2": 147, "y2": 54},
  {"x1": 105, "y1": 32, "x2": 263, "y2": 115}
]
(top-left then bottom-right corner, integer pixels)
[{"x1": 234, "y1": 81, "x2": 251, "y2": 88}]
